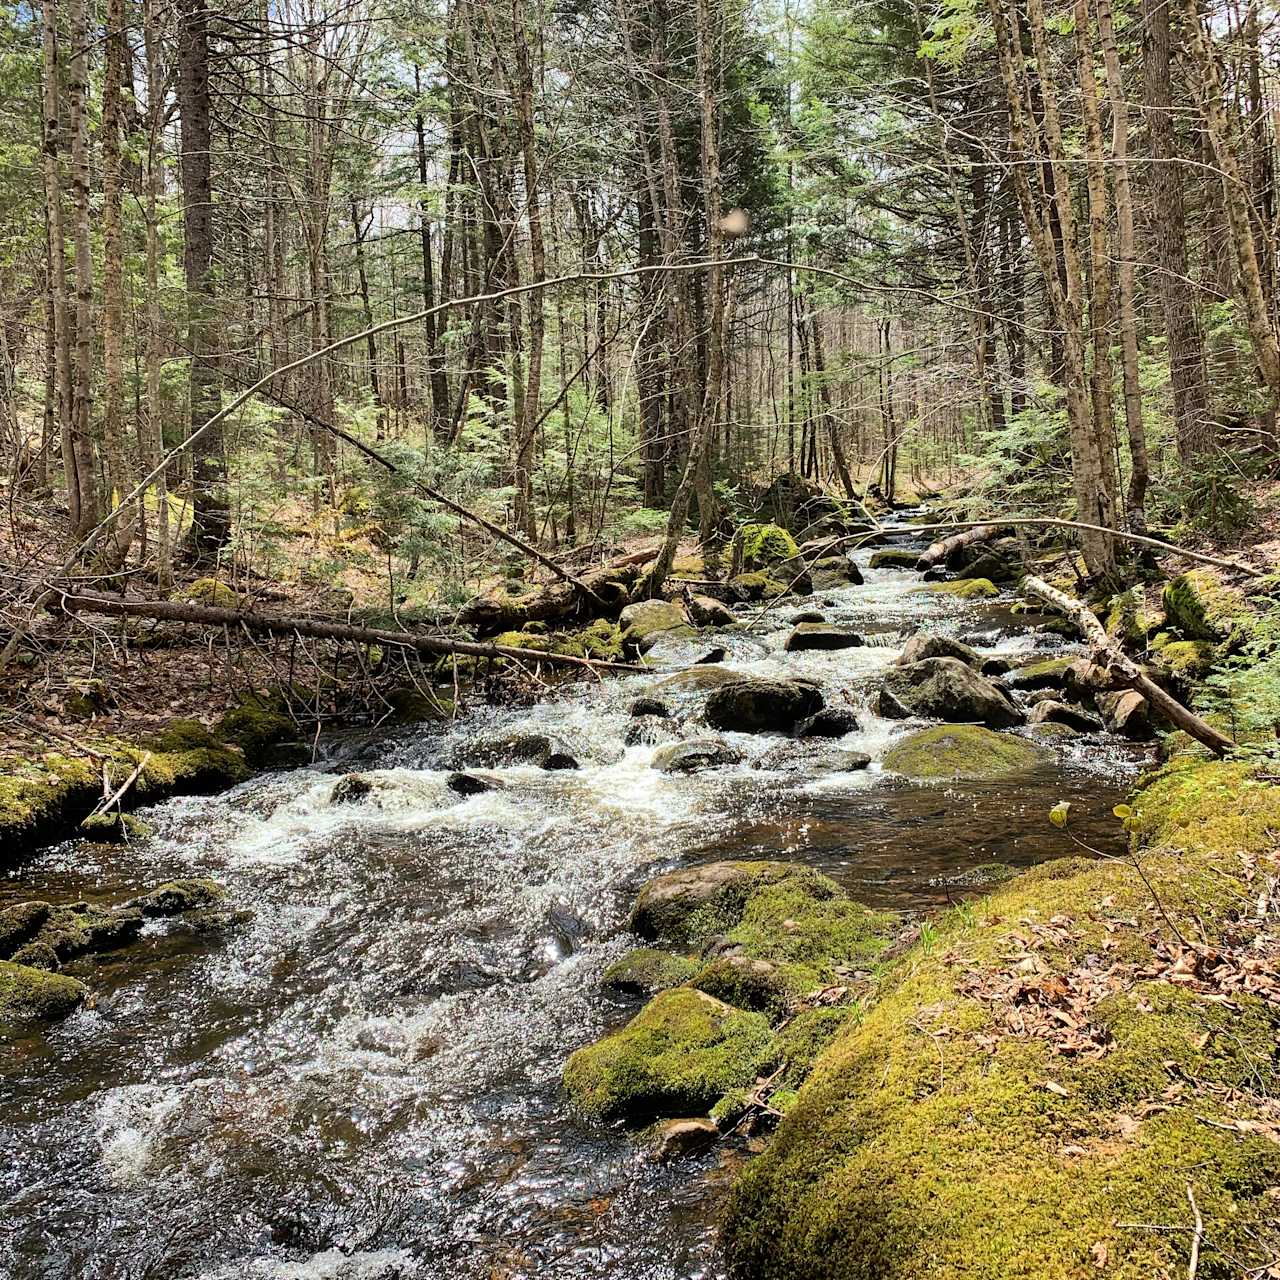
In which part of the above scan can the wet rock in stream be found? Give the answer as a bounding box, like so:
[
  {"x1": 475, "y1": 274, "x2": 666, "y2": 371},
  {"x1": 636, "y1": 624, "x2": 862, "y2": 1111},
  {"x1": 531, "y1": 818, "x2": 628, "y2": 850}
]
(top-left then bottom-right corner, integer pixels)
[
  {"x1": 602, "y1": 947, "x2": 698, "y2": 997},
  {"x1": 882, "y1": 725, "x2": 1047, "y2": 781},
  {"x1": 628, "y1": 696, "x2": 672, "y2": 718},
  {"x1": 783, "y1": 623, "x2": 865, "y2": 652},
  {"x1": 795, "y1": 707, "x2": 860, "y2": 739},
  {"x1": 704, "y1": 677, "x2": 824, "y2": 734},
  {"x1": 131, "y1": 878, "x2": 227, "y2": 918},
  {"x1": 446, "y1": 770, "x2": 504, "y2": 796},
  {"x1": 877, "y1": 657, "x2": 1024, "y2": 729},
  {"x1": 897, "y1": 632, "x2": 980, "y2": 668},
  {"x1": 1027, "y1": 700, "x2": 1104, "y2": 734},
  {"x1": 652, "y1": 738, "x2": 742, "y2": 774},
  {"x1": 626, "y1": 715, "x2": 682, "y2": 747},
  {"x1": 457, "y1": 730, "x2": 580, "y2": 771}
]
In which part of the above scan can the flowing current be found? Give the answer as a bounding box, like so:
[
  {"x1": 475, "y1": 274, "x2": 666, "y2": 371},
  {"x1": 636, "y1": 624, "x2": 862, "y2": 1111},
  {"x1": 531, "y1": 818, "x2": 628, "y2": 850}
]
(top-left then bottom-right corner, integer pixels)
[{"x1": 0, "y1": 523, "x2": 1145, "y2": 1280}]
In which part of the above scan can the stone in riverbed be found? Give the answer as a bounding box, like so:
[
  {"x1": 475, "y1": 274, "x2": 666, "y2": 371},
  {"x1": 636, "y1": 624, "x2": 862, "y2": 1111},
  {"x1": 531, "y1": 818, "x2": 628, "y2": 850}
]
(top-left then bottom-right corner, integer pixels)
[
  {"x1": 807, "y1": 556, "x2": 864, "y2": 590},
  {"x1": 705, "y1": 678, "x2": 824, "y2": 734},
  {"x1": 625, "y1": 715, "x2": 682, "y2": 747},
  {"x1": 1003, "y1": 655, "x2": 1075, "y2": 691},
  {"x1": 0, "y1": 960, "x2": 87, "y2": 1026},
  {"x1": 0, "y1": 901, "x2": 51, "y2": 960},
  {"x1": 602, "y1": 947, "x2": 698, "y2": 997},
  {"x1": 882, "y1": 724, "x2": 1047, "y2": 781},
  {"x1": 1097, "y1": 690, "x2": 1156, "y2": 740},
  {"x1": 924, "y1": 577, "x2": 999, "y2": 599},
  {"x1": 619, "y1": 599, "x2": 694, "y2": 653},
  {"x1": 38, "y1": 903, "x2": 143, "y2": 958},
  {"x1": 790, "y1": 610, "x2": 827, "y2": 625},
  {"x1": 1027, "y1": 700, "x2": 1104, "y2": 734},
  {"x1": 131, "y1": 878, "x2": 227, "y2": 918},
  {"x1": 652, "y1": 738, "x2": 743, "y2": 774},
  {"x1": 330, "y1": 773, "x2": 374, "y2": 805},
  {"x1": 784, "y1": 624, "x2": 864, "y2": 653},
  {"x1": 869, "y1": 548, "x2": 921, "y2": 570},
  {"x1": 459, "y1": 731, "x2": 579, "y2": 771},
  {"x1": 796, "y1": 708, "x2": 860, "y2": 739},
  {"x1": 876, "y1": 657, "x2": 1024, "y2": 729},
  {"x1": 562, "y1": 988, "x2": 774, "y2": 1124},
  {"x1": 447, "y1": 771, "x2": 504, "y2": 796},
  {"x1": 686, "y1": 595, "x2": 738, "y2": 628},
  {"x1": 753, "y1": 742, "x2": 871, "y2": 774},
  {"x1": 629, "y1": 696, "x2": 672, "y2": 718},
  {"x1": 656, "y1": 666, "x2": 745, "y2": 692},
  {"x1": 649, "y1": 1117, "x2": 720, "y2": 1162},
  {"x1": 8, "y1": 941, "x2": 60, "y2": 971},
  {"x1": 897, "y1": 633, "x2": 979, "y2": 668}
]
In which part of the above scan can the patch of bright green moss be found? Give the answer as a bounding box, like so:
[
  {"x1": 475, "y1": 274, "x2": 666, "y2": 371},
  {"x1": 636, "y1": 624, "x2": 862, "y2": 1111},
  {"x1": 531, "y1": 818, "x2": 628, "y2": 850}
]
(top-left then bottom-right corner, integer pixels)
[
  {"x1": 554, "y1": 618, "x2": 625, "y2": 661},
  {"x1": 690, "y1": 956, "x2": 796, "y2": 1019},
  {"x1": 739, "y1": 523, "x2": 800, "y2": 569},
  {"x1": 1161, "y1": 570, "x2": 1252, "y2": 644},
  {"x1": 728, "y1": 572, "x2": 789, "y2": 602},
  {"x1": 602, "y1": 948, "x2": 697, "y2": 996},
  {"x1": 180, "y1": 577, "x2": 240, "y2": 608},
  {"x1": 0, "y1": 960, "x2": 87, "y2": 1026},
  {"x1": 923, "y1": 578, "x2": 998, "y2": 599},
  {"x1": 214, "y1": 694, "x2": 303, "y2": 767},
  {"x1": 721, "y1": 758, "x2": 1280, "y2": 1278},
  {"x1": 563, "y1": 987, "x2": 776, "y2": 1124},
  {"x1": 883, "y1": 725, "x2": 1047, "y2": 781},
  {"x1": 1151, "y1": 639, "x2": 1217, "y2": 685}
]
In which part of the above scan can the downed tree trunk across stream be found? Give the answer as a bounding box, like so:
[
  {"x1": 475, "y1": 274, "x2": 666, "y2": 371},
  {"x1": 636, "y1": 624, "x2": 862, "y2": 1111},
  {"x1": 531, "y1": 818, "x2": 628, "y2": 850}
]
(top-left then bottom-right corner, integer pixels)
[
  {"x1": 49, "y1": 589, "x2": 645, "y2": 675},
  {"x1": 915, "y1": 523, "x2": 1005, "y2": 570},
  {"x1": 1021, "y1": 575, "x2": 1234, "y2": 757}
]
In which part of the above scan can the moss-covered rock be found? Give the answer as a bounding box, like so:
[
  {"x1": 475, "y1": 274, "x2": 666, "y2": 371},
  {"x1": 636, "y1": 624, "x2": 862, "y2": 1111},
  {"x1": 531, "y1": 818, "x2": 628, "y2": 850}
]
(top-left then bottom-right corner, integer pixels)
[
  {"x1": 214, "y1": 694, "x2": 305, "y2": 767},
  {"x1": 619, "y1": 600, "x2": 692, "y2": 652},
  {"x1": 1002, "y1": 655, "x2": 1073, "y2": 691},
  {"x1": 877, "y1": 658, "x2": 1024, "y2": 729},
  {"x1": 727, "y1": 571, "x2": 792, "y2": 603},
  {"x1": 181, "y1": 577, "x2": 240, "y2": 608},
  {"x1": 131, "y1": 878, "x2": 227, "y2": 918},
  {"x1": 924, "y1": 577, "x2": 998, "y2": 599},
  {"x1": 554, "y1": 618, "x2": 625, "y2": 661},
  {"x1": 563, "y1": 988, "x2": 775, "y2": 1124},
  {"x1": 63, "y1": 678, "x2": 112, "y2": 720},
  {"x1": 78, "y1": 811, "x2": 153, "y2": 842},
  {"x1": 690, "y1": 954, "x2": 794, "y2": 1019},
  {"x1": 721, "y1": 757, "x2": 1280, "y2": 1279},
  {"x1": 1150, "y1": 639, "x2": 1217, "y2": 687},
  {"x1": 0, "y1": 901, "x2": 50, "y2": 959},
  {"x1": 704, "y1": 677, "x2": 824, "y2": 733},
  {"x1": 602, "y1": 948, "x2": 698, "y2": 997},
  {"x1": 1104, "y1": 586, "x2": 1160, "y2": 649},
  {"x1": 1161, "y1": 570, "x2": 1251, "y2": 643},
  {"x1": 883, "y1": 725, "x2": 1048, "y2": 781},
  {"x1": 37, "y1": 903, "x2": 143, "y2": 960},
  {"x1": 738, "y1": 523, "x2": 800, "y2": 570},
  {"x1": 0, "y1": 960, "x2": 87, "y2": 1026},
  {"x1": 868, "y1": 549, "x2": 920, "y2": 570}
]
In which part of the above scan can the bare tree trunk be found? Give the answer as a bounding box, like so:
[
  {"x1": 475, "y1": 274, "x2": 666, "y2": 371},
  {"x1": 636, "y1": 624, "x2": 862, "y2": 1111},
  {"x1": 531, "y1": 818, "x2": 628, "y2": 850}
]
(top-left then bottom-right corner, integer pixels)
[
  {"x1": 67, "y1": 0, "x2": 98, "y2": 537},
  {"x1": 1096, "y1": 0, "x2": 1149, "y2": 527},
  {"x1": 1140, "y1": 0, "x2": 1210, "y2": 458},
  {"x1": 99, "y1": 0, "x2": 137, "y2": 569},
  {"x1": 1182, "y1": 0, "x2": 1280, "y2": 397},
  {"x1": 178, "y1": 0, "x2": 230, "y2": 560}
]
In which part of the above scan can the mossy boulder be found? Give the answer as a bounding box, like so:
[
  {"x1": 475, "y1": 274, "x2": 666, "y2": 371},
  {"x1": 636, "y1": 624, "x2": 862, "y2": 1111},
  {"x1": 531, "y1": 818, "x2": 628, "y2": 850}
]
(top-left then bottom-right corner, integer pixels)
[
  {"x1": 1105, "y1": 586, "x2": 1159, "y2": 649},
  {"x1": 721, "y1": 757, "x2": 1280, "y2": 1279},
  {"x1": 1003, "y1": 655, "x2": 1073, "y2": 692},
  {"x1": 0, "y1": 901, "x2": 50, "y2": 958},
  {"x1": 924, "y1": 577, "x2": 998, "y2": 599},
  {"x1": 807, "y1": 556, "x2": 864, "y2": 590},
  {"x1": 181, "y1": 577, "x2": 240, "y2": 608},
  {"x1": 619, "y1": 599, "x2": 692, "y2": 652},
  {"x1": 563, "y1": 987, "x2": 775, "y2": 1124},
  {"x1": 35, "y1": 903, "x2": 143, "y2": 960},
  {"x1": 0, "y1": 960, "x2": 88, "y2": 1027},
  {"x1": 1150, "y1": 639, "x2": 1217, "y2": 688},
  {"x1": 214, "y1": 694, "x2": 306, "y2": 767},
  {"x1": 689, "y1": 954, "x2": 794, "y2": 1019},
  {"x1": 737, "y1": 523, "x2": 800, "y2": 570},
  {"x1": 63, "y1": 678, "x2": 112, "y2": 720},
  {"x1": 554, "y1": 618, "x2": 625, "y2": 661},
  {"x1": 897, "y1": 633, "x2": 979, "y2": 668},
  {"x1": 1161, "y1": 570, "x2": 1250, "y2": 643},
  {"x1": 602, "y1": 948, "x2": 698, "y2": 997},
  {"x1": 727, "y1": 571, "x2": 793, "y2": 603},
  {"x1": 868, "y1": 548, "x2": 920, "y2": 570},
  {"x1": 705, "y1": 677, "x2": 824, "y2": 733},
  {"x1": 883, "y1": 725, "x2": 1047, "y2": 781},
  {"x1": 877, "y1": 657, "x2": 1024, "y2": 729},
  {"x1": 131, "y1": 878, "x2": 227, "y2": 918}
]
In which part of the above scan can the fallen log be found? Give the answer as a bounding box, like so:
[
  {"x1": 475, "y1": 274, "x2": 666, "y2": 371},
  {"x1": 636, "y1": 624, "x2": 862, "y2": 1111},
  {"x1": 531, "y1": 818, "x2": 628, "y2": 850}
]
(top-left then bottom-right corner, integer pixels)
[
  {"x1": 1021, "y1": 575, "x2": 1234, "y2": 757},
  {"x1": 455, "y1": 563, "x2": 637, "y2": 634},
  {"x1": 49, "y1": 589, "x2": 645, "y2": 675},
  {"x1": 916, "y1": 523, "x2": 1005, "y2": 571}
]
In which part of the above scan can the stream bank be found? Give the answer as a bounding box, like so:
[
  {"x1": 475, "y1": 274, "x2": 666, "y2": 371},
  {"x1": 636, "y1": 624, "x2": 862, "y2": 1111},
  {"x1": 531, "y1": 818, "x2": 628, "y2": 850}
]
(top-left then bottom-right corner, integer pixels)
[{"x1": 4, "y1": 513, "x2": 1246, "y2": 1279}]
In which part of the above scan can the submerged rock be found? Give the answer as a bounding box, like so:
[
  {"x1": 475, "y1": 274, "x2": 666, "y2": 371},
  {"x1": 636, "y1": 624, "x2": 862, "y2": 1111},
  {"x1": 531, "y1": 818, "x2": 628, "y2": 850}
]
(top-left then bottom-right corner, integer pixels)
[
  {"x1": 626, "y1": 716, "x2": 682, "y2": 748},
  {"x1": 783, "y1": 624, "x2": 865, "y2": 653},
  {"x1": 877, "y1": 657, "x2": 1024, "y2": 729},
  {"x1": 652, "y1": 738, "x2": 744, "y2": 774},
  {"x1": 869, "y1": 548, "x2": 920, "y2": 570},
  {"x1": 1027, "y1": 700, "x2": 1104, "y2": 734},
  {"x1": 649, "y1": 1116, "x2": 719, "y2": 1162},
  {"x1": 459, "y1": 731, "x2": 579, "y2": 771},
  {"x1": 0, "y1": 960, "x2": 87, "y2": 1026},
  {"x1": 629, "y1": 696, "x2": 672, "y2": 718},
  {"x1": 705, "y1": 678, "x2": 824, "y2": 734},
  {"x1": 446, "y1": 771, "x2": 504, "y2": 796},
  {"x1": 883, "y1": 725, "x2": 1047, "y2": 781},
  {"x1": 897, "y1": 633, "x2": 979, "y2": 668},
  {"x1": 562, "y1": 988, "x2": 774, "y2": 1124},
  {"x1": 330, "y1": 773, "x2": 374, "y2": 805},
  {"x1": 132, "y1": 878, "x2": 227, "y2": 918},
  {"x1": 796, "y1": 708, "x2": 860, "y2": 739},
  {"x1": 602, "y1": 947, "x2": 697, "y2": 997}
]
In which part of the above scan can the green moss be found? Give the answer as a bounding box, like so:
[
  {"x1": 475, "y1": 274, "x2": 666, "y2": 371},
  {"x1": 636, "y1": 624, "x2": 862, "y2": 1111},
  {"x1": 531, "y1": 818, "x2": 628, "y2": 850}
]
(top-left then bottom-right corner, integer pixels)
[
  {"x1": 690, "y1": 956, "x2": 796, "y2": 1019},
  {"x1": 602, "y1": 948, "x2": 697, "y2": 996},
  {"x1": 214, "y1": 694, "x2": 303, "y2": 766},
  {"x1": 1151, "y1": 639, "x2": 1217, "y2": 684},
  {"x1": 554, "y1": 618, "x2": 625, "y2": 661},
  {"x1": 739, "y1": 523, "x2": 800, "y2": 569},
  {"x1": 1161, "y1": 570, "x2": 1252, "y2": 644},
  {"x1": 492, "y1": 629, "x2": 553, "y2": 653},
  {"x1": 0, "y1": 960, "x2": 87, "y2": 1026},
  {"x1": 883, "y1": 725, "x2": 1048, "y2": 781},
  {"x1": 868, "y1": 549, "x2": 920, "y2": 570},
  {"x1": 774, "y1": 1006, "x2": 859, "y2": 1090},
  {"x1": 721, "y1": 757, "x2": 1280, "y2": 1278},
  {"x1": 181, "y1": 577, "x2": 240, "y2": 608},
  {"x1": 64, "y1": 678, "x2": 111, "y2": 720},
  {"x1": 728, "y1": 572, "x2": 789, "y2": 602},
  {"x1": 148, "y1": 719, "x2": 219, "y2": 753},
  {"x1": 923, "y1": 578, "x2": 998, "y2": 599},
  {"x1": 563, "y1": 988, "x2": 776, "y2": 1124},
  {"x1": 1003, "y1": 656, "x2": 1073, "y2": 690},
  {"x1": 1104, "y1": 586, "x2": 1157, "y2": 649}
]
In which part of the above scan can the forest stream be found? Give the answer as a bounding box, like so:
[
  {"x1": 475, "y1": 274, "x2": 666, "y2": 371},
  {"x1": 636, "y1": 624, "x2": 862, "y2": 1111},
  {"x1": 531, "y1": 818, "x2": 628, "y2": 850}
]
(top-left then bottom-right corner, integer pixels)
[{"x1": 0, "y1": 518, "x2": 1149, "y2": 1280}]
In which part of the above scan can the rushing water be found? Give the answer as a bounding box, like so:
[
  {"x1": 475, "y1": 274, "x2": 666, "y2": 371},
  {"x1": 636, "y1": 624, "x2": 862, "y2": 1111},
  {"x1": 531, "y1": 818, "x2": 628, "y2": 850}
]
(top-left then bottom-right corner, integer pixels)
[{"x1": 1, "y1": 522, "x2": 1149, "y2": 1280}]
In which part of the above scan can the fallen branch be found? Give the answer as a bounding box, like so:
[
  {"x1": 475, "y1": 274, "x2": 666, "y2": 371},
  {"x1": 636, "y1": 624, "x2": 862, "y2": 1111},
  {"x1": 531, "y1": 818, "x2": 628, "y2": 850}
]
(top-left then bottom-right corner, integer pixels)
[
  {"x1": 916, "y1": 523, "x2": 1005, "y2": 570},
  {"x1": 49, "y1": 589, "x2": 645, "y2": 675},
  {"x1": 88, "y1": 750, "x2": 151, "y2": 821},
  {"x1": 1021, "y1": 575, "x2": 1235, "y2": 757}
]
